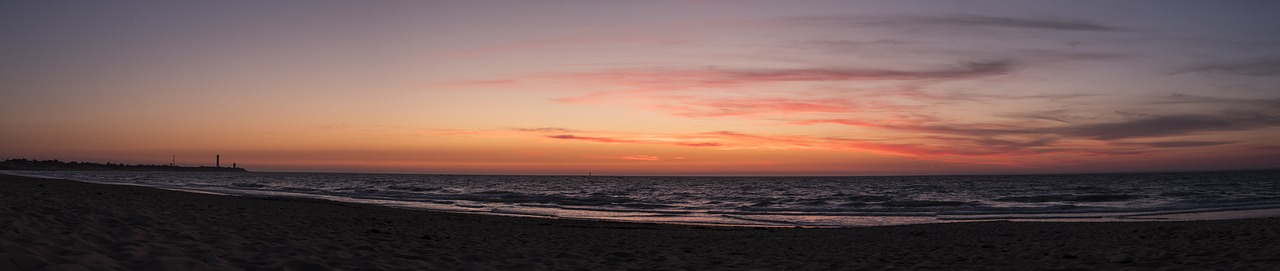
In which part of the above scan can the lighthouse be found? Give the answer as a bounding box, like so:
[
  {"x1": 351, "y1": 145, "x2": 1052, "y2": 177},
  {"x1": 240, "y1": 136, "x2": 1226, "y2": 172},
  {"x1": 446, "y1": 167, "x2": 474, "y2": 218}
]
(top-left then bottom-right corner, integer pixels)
[{"x1": 216, "y1": 154, "x2": 220, "y2": 168}]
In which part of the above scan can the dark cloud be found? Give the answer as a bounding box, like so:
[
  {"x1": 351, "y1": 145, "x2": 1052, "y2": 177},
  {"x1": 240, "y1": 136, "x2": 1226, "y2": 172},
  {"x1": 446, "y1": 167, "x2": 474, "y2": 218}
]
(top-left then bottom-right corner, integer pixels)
[
  {"x1": 1114, "y1": 111, "x2": 1153, "y2": 118},
  {"x1": 1178, "y1": 59, "x2": 1280, "y2": 77},
  {"x1": 1011, "y1": 49, "x2": 1133, "y2": 62},
  {"x1": 909, "y1": 113, "x2": 1280, "y2": 141},
  {"x1": 788, "y1": 37, "x2": 1131, "y2": 60},
  {"x1": 809, "y1": 39, "x2": 911, "y2": 47},
  {"x1": 1042, "y1": 114, "x2": 1279, "y2": 140},
  {"x1": 800, "y1": 113, "x2": 1280, "y2": 146},
  {"x1": 1113, "y1": 141, "x2": 1238, "y2": 148},
  {"x1": 891, "y1": 87, "x2": 1094, "y2": 103},
  {"x1": 1160, "y1": 93, "x2": 1280, "y2": 109},
  {"x1": 723, "y1": 59, "x2": 1014, "y2": 81},
  {"x1": 544, "y1": 59, "x2": 1016, "y2": 94},
  {"x1": 902, "y1": 15, "x2": 1123, "y2": 32},
  {"x1": 785, "y1": 14, "x2": 1123, "y2": 32},
  {"x1": 957, "y1": 137, "x2": 1062, "y2": 153},
  {"x1": 796, "y1": 39, "x2": 916, "y2": 52},
  {"x1": 998, "y1": 110, "x2": 1075, "y2": 124}
]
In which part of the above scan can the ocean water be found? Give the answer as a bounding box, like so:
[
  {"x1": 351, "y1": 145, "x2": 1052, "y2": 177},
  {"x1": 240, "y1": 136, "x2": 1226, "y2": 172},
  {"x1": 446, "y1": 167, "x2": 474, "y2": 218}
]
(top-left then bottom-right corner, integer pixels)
[{"x1": 8, "y1": 170, "x2": 1280, "y2": 227}]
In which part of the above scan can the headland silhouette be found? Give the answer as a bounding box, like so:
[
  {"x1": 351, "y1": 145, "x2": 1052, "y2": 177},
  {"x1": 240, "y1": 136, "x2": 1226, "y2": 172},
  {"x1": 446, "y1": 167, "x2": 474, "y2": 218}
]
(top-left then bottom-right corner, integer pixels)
[{"x1": 0, "y1": 158, "x2": 248, "y2": 172}]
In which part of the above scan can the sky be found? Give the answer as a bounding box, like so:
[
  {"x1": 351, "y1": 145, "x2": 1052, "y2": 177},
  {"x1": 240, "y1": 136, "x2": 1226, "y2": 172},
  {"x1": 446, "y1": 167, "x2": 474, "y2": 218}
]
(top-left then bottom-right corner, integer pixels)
[{"x1": 3, "y1": 1, "x2": 1280, "y2": 175}]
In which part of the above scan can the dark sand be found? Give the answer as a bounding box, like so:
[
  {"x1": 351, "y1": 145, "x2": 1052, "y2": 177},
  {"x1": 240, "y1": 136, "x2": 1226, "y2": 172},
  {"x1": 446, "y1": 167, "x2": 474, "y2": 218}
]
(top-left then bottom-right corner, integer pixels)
[{"x1": 2, "y1": 174, "x2": 1278, "y2": 270}]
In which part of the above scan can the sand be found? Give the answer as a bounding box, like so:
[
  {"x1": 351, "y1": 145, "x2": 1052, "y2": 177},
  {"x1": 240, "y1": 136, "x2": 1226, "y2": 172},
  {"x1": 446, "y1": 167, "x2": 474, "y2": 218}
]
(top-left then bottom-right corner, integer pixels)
[{"x1": 2, "y1": 174, "x2": 1278, "y2": 270}]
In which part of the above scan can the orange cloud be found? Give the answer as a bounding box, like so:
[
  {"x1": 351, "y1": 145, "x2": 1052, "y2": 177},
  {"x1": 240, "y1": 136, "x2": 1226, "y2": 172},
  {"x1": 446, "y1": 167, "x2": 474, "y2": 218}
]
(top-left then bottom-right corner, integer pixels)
[
  {"x1": 655, "y1": 97, "x2": 861, "y2": 117},
  {"x1": 585, "y1": 154, "x2": 663, "y2": 161}
]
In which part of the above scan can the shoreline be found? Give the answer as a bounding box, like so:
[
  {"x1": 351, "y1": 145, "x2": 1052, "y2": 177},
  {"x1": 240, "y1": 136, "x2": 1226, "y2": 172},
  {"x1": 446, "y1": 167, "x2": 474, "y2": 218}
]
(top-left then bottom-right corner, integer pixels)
[
  {"x1": 10, "y1": 169, "x2": 1280, "y2": 228},
  {"x1": 3, "y1": 173, "x2": 1279, "y2": 270}
]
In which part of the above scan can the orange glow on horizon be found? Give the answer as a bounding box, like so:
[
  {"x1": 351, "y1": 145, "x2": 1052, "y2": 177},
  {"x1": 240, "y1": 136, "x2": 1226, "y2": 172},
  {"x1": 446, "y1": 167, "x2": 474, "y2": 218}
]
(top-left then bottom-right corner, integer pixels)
[{"x1": 3, "y1": 2, "x2": 1280, "y2": 175}]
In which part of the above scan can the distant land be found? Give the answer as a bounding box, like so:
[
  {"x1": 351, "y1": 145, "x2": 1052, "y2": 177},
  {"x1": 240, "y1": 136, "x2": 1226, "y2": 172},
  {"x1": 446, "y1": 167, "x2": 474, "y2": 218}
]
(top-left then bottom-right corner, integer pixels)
[{"x1": 0, "y1": 158, "x2": 248, "y2": 172}]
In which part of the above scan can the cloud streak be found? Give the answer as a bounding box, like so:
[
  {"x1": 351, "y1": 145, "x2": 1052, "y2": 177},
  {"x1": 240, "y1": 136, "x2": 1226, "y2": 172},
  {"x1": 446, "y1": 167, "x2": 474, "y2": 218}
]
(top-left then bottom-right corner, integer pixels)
[
  {"x1": 446, "y1": 35, "x2": 685, "y2": 58},
  {"x1": 1159, "y1": 93, "x2": 1280, "y2": 109},
  {"x1": 492, "y1": 59, "x2": 1015, "y2": 91},
  {"x1": 798, "y1": 112, "x2": 1280, "y2": 143},
  {"x1": 515, "y1": 127, "x2": 581, "y2": 133},
  {"x1": 1178, "y1": 59, "x2": 1280, "y2": 77},
  {"x1": 782, "y1": 14, "x2": 1124, "y2": 32},
  {"x1": 584, "y1": 154, "x2": 663, "y2": 161},
  {"x1": 655, "y1": 97, "x2": 863, "y2": 117},
  {"x1": 545, "y1": 134, "x2": 722, "y2": 147},
  {"x1": 432, "y1": 11, "x2": 1274, "y2": 170},
  {"x1": 1113, "y1": 141, "x2": 1237, "y2": 148},
  {"x1": 1047, "y1": 114, "x2": 1280, "y2": 140},
  {"x1": 525, "y1": 128, "x2": 1107, "y2": 160}
]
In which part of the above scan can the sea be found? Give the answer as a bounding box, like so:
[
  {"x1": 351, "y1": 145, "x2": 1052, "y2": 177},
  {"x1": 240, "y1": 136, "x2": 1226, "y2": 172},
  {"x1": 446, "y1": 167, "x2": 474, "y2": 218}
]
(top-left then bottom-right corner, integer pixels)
[{"x1": 7, "y1": 170, "x2": 1280, "y2": 227}]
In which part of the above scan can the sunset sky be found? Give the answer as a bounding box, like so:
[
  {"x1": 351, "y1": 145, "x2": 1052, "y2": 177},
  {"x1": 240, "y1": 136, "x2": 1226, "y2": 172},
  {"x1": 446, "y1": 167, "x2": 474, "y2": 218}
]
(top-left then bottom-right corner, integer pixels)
[{"x1": 3, "y1": 1, "x2": 1280, "y2": 175}]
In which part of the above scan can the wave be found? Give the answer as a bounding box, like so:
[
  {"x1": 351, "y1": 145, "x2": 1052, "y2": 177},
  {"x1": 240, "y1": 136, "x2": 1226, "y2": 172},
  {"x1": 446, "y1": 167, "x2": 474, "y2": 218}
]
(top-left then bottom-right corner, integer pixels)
[
  {"x1": 230, "y1": 182, "x2": 266, "y2": 188},
  {"x1": 845, "y1": 195, "x2": 893, "y2": 202},
  {"x1": 993, "y1": 194, "x2": 1143, "y2": 203},
  {"x1": 937, "y1": 203, "x2": 1280, "y2": 221},
  {"x1": 386, "y1": 185, "x2": 439, "y2": 192},
  {"x1": 12, "y1": 169, "x2": 1280, "y2": 227},
  {"x1": 880, "y1": 200, "x2": 973, "y2": 207}
]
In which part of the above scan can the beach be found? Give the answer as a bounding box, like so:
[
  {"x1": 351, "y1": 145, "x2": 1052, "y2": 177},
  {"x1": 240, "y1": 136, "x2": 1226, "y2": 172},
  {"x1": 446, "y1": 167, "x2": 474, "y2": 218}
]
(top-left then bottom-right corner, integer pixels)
[{"x1": 2, "y1": 174, "x2": 1278, "y2": 270}]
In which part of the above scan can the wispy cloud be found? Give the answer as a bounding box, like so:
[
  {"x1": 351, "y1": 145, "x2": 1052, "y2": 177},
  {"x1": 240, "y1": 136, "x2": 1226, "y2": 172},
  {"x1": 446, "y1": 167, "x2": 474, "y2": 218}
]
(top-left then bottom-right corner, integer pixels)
[
  {"x1": 457, "y1": 59, "x2": 1019, "y2": 112},
  {"x1": 544, "y1": 134, "x2": 721, "y2": 147},
  {"x1": 547, "y1": 134, "x2": 639, "y2": 144},
  {"x1": 1177, "y1": 59, "x2": 1280, "y2": 77},
  {"x1": 431, "y1": 121, "x2": 1269, "y2": 170},
  {"x1": 523, "y1": 128, "x2": 1104, "y2": 159},
  {"x1": 781, "y1": 14, "x2": 1124, "y2": 32},
  {"x1": 801, "y1": 39, "x2": 913, "y2": 50},
  {"x1": 999, "y1": 110, "x2": 1075, "y2": 124},
  {"x1": 799, "y1": 112, "x2": 1280, "y2": 143},
  {"x1": 1049, "y1": 113, "x2": 1280, "y2": 140},
  {"x1": 1112, "y1": 141, "x2": 1237, "y2": 148},
  {"x1": 431, "y1": 12, "x2": 1271, "y2": 168},
  {"x1": 584, "y1": 154, "x2": 663, "y2": 161},
  {"x1": 1159, "y1": 93, "x2": 1280, "y2": 108},
  {"x1": 446, "y1": 35, "x2": 685, "y2": 58},
  {"x1": 515, "y1": 127, "x2": 581, "y2": 133},
  {"x1": 655, "y1": 97, "x2": 863, "y2": 117},
  {"x1": 497, "y1": 59, "x2": 1015, "y2": 91}
]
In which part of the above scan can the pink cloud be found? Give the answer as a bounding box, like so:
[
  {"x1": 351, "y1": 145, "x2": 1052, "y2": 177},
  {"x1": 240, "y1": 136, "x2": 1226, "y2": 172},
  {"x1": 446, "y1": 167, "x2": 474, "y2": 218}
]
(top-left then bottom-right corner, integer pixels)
[
  {"x1": 656, "y1": 97, "x2": 861, "y2": 117},
  {"x1": 444, "y1": 61, "x2": 1002, "y2": 125}
]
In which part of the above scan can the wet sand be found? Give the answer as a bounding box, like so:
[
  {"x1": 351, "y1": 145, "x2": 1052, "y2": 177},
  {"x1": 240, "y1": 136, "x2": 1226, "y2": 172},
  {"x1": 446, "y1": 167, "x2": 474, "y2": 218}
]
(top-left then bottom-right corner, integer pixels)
[{"x1": 2, "y1": 173, "x2": 1278, "y2": 270}]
